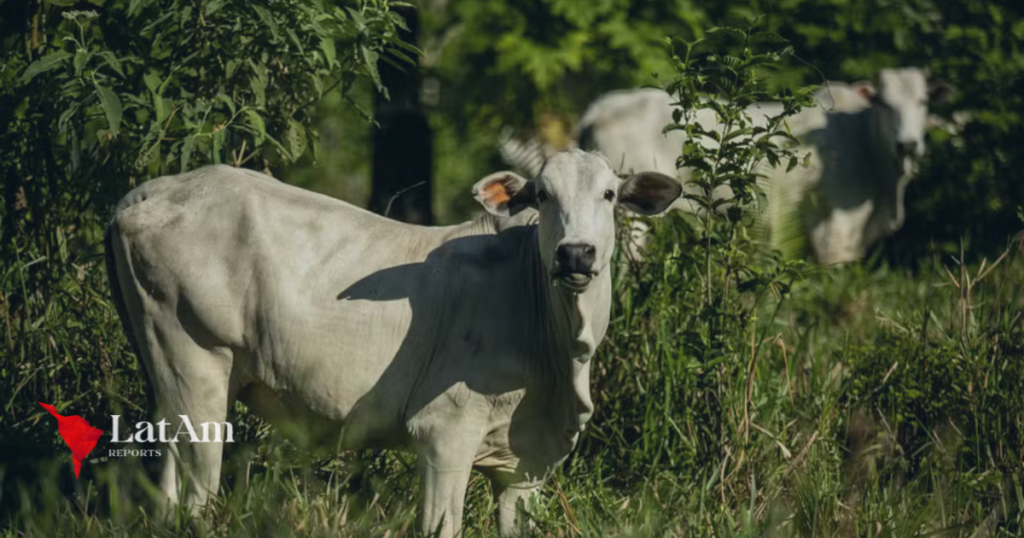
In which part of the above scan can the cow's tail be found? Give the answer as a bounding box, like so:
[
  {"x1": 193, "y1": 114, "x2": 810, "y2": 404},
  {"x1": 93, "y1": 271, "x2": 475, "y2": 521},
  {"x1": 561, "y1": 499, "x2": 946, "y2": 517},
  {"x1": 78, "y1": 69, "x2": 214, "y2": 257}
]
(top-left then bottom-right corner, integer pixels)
[{"x1": 104, "y1": 220, "x2": 147, "y2": 382}]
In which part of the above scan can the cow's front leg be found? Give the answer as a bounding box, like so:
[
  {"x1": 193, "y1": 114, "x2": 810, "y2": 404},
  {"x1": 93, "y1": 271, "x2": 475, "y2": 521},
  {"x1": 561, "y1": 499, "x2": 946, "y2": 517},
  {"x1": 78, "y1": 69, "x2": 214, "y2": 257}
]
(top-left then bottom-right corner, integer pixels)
[
  {"x1": 492, "y1": 481, "x2": 541, "y2": 537},
  {"x1": 417, "y1": 445, "x2": 474, "y2": 538}
]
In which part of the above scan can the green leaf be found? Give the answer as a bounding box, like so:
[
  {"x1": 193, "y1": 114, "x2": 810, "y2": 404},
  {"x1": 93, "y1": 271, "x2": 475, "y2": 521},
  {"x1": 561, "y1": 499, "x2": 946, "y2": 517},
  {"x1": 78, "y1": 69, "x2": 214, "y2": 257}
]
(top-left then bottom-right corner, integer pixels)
[
  {"x1": 346, "y1": 7, "x2": 366, "y2": 31},
  {"x1": 204, "y1": 0, "x2": 225, "y2": 16},
  {"x1": 309, "y1": 73, "x2": 323, "y2": 97},
  {"x1": 213, "y1": 128, "x2": 224, "y2": 164},
  {"x1": 320, "y1": 38, "x2": 336, "y2": 66},
  {"x1": 786, "y1": 155, "x2": 798, "y2": 173},
  {"x1": 181, "y1": 134, "x2": 196, "y2": 171},
  {"x1": 136, "y1": 138, "x2": 161, "y2": 171},
  {"x1": 253, "y1": 5, "x2": 281, "y2": 42},
  {"x1": 20, "y1": 51, "x2": 72, "y2": 83},
  {"x1": 73, "y1": 50, "x2": 91, "y2": 77},
  {"x1": 362, "y1": 46, "x2": 381, "y2": 90},
  {"x1": 95, "y1": 83, "x2": 122, "y2": 137},
  {"x1": 250, "y1": 75, "x2": 266, "y2": 108},
  {"x1": 705, "y1": 27, "x2": 746, "y2": 44},
  {"x1": 215, "y1": 93, "x2": 236, "y2": 115},
  {"x1": 749, "y1": 32, "x2": 787, "y2": 46},
  {"x1": 144, "y1": 71, "x2": 162, "y2": 94},
  {"x1": 245, "y1": 109, "x2": 266, "y2": 146},
  {"x1": 286, "y1": 28, "x2": 304, "y2": 54},
  {"x1": 286, "y1": 119, "x2": 306, "y2": 161},
  {"x1": 58, "y1": 103, "x2": 79, "y2": 132},
  {"x1": 128, "y1": 0, "x2": 155, "y2": 15},
  {"x1": 248, "y1": 62, "x2": 268, "y2": 108},
  {"x1": 98, "y1": 51, "x2": 125, "y2": 78},
  {"x1": 154, "y1": 95, "x2": 168, "y2": 124},
  {"x1": 723, "y1": 127, "x2": 753, "y2": 143}
]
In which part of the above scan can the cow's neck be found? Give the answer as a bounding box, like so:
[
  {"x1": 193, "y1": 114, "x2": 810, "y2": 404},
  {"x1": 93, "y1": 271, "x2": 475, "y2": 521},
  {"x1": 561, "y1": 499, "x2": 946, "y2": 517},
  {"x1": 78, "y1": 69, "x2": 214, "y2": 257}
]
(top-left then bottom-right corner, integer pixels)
[
  {"x1": 854, "y1": 108, "x2": 903, "y2": 182},
  {"x1": 856, "y1": 108, "x2": 906, "y2": 227},
  {"x1": 517, "y1": 225, "x2": 611, "y2": 432}
]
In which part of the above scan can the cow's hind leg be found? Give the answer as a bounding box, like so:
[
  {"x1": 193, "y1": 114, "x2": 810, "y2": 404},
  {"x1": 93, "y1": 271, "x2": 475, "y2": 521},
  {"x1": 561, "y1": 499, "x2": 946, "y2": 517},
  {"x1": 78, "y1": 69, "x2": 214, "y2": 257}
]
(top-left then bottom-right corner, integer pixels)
[
  {"x1": 108, "y1": 226, "x2": 238, "y2": 515},
  {"x1": 137, "y1": 314, "x2": 237, "y2": 514}
]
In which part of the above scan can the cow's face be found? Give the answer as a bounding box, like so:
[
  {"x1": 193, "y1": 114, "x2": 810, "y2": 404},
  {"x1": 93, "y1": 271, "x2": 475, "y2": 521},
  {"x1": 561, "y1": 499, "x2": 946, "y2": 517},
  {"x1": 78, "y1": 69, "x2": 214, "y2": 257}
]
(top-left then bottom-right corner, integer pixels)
[
  {"x1": 474, "y1": 150, "x2": 680, "y2": 292},
  {"x1": 859, "y1": 68, "x2": 954, "y2": 171}
]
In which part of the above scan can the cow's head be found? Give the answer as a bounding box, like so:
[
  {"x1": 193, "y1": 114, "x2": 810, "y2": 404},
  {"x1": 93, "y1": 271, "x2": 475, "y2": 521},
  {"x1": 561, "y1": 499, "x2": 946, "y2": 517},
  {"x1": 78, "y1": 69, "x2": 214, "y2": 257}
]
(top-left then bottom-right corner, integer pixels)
[
  {"x1": 855, "y1": 68, "x2": 954, "y2": 170},
  {"x1": 473, "y1": 150, "x2": 680, "y2": 292}
]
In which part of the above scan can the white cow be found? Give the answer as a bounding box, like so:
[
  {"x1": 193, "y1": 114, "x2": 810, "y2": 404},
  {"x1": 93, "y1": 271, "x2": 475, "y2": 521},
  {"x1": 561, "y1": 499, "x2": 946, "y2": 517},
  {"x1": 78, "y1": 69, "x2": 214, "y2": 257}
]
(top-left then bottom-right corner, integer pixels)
[
  {"x1": 781, "y1": 68, "x2": 954, "y2": 263},
  {"x1": 568, "y1": 68, "x2": 953, "y2": 263},
  {"x1": 104, "y1": 152, "x2": 680, "y2": 537},
  {"x1": 577, "y1": 88, "x2": 727, "y2": 214}
]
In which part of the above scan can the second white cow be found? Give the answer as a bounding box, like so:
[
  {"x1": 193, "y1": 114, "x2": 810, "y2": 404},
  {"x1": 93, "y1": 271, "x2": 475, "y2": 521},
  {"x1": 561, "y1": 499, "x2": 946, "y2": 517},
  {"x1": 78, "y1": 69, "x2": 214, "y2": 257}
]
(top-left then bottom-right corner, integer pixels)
[{"x1": 779, "y1": 68, "x2": 953, "y2": 263}]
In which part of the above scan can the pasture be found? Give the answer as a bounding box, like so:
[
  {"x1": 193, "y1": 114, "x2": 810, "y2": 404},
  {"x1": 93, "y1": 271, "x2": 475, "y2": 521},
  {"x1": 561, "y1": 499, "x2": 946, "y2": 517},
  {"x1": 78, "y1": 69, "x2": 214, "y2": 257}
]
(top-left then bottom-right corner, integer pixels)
[{"x1": 2, "y1": 0, "x2": 1024, "y2": 537}]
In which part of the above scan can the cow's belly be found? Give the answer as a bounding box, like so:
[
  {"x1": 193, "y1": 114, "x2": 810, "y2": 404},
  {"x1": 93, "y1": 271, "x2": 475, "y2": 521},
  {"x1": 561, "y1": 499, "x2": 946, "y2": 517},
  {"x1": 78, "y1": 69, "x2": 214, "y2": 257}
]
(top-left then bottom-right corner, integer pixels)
[{"x1": 242, "y1": 280, "x2": 419, "y2": 448}]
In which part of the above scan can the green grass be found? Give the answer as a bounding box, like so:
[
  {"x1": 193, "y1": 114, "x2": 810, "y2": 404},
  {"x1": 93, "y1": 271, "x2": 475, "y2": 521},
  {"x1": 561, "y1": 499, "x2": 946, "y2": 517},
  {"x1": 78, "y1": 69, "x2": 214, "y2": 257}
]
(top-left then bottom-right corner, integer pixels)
[{"x1": 3, "y1": 211, "x2": 1024, "y2": 537}]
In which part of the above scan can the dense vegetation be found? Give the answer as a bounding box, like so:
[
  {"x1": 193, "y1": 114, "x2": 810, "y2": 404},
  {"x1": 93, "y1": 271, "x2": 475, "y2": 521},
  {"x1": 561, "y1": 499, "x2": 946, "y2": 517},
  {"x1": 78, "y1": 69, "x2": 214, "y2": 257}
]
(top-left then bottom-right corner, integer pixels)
[{"x1": 3, "y1": 0, "x2": 1024, "y2": 537}]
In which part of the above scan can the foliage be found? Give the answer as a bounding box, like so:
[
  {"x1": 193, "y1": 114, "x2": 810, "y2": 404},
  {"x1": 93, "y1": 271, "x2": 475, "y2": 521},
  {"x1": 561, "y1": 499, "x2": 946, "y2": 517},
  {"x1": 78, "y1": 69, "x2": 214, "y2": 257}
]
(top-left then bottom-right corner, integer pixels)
[
  {"x1": 0, "y1": 0, "x2": 410, "y2": 511},
  {"x1": 419, "y1": 0, "x2": 706, "y2": 130},
  {"x1": 662, "y1": 22, "x2": 812, "y2": 367}
]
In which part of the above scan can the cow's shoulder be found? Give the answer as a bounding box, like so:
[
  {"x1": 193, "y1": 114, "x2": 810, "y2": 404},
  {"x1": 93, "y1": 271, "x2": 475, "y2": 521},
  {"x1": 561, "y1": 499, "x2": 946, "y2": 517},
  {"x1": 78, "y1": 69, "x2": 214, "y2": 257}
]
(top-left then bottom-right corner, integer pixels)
[{"x1": 434, "y1": 225, "x2": 531, "y2": 278}]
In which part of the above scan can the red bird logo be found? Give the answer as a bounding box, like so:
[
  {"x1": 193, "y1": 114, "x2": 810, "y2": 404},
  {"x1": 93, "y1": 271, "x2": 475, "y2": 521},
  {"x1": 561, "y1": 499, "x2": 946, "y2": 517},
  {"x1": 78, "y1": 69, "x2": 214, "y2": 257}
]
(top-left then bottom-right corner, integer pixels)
[{"x1": 38, "y1": 402, "x2": 104, "y2": 478}]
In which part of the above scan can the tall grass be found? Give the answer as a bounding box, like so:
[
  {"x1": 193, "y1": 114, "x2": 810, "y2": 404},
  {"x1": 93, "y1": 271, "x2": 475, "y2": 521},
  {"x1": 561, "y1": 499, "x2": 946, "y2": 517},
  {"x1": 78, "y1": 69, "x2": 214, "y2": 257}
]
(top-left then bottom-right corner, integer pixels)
[{"x1": 5, "y1": 235, "x2": 1023, "y2": 537}]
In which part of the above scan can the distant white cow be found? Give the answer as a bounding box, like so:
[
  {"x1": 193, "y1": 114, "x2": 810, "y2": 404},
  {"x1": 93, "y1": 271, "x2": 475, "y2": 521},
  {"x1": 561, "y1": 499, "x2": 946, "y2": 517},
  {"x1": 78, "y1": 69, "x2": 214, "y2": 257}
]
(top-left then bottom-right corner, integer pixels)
[
  {"x1": 105, "y1": 152, "x2": 680, "y2": 537},
  {"x1": 555, "y1": 67, "x2": 953, "y2": 263},
  {"x1": 781, "y1": 69, "x2": 954, "y2": 263},
  {"x1": 576, "y1": 89, "x2": 732, "y2": 214}
]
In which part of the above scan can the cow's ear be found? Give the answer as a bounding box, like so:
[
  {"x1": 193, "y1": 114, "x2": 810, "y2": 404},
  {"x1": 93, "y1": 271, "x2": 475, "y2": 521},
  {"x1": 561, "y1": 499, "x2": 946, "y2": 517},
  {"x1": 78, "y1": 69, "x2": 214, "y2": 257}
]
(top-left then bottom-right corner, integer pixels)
[
  {"x1": 473, "y1": 171, "x2": 535, "y2": 217},
  {"x1": 618, "y1": 171, "x2": 681, "y2": 216},
  {"x1": 929, "y1": 81, "x2": 956, "y2": 104},
  {"x1": 852, "y1": 81, "x2": 877, "y2": 101}
]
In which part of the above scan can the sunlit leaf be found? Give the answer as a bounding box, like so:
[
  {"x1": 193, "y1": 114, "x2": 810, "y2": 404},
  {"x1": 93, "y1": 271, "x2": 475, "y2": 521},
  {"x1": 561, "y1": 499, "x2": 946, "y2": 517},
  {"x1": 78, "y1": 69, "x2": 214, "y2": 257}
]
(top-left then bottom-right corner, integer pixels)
[
  {"x1": 362, "y1": 46, "x2": 381, "y2": 91},
  {"x1": 95, "y1": 83, "x2": 122, "y2": 137},
  {"x1": 73, "y1": 50, "x2": 90, "y2": 77},
  {"x1": 245, "y1": 109, "x2": 266, "y2": 146},
  {"x1": 20, "y1": 51, "x2": 72, "y2": 83}
]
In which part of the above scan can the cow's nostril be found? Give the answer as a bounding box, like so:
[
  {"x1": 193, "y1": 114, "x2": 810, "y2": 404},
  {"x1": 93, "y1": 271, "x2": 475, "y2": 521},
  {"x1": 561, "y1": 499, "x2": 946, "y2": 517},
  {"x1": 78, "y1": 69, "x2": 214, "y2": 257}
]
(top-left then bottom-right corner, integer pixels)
[{"x1": 556, "y1": 243, "x2": 597, "y2": 274}]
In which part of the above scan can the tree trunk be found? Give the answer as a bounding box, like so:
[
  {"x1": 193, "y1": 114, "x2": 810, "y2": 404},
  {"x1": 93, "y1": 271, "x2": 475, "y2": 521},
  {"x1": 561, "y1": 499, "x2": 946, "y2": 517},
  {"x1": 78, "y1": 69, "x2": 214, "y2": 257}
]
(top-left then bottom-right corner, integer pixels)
[{"x1": 370, "y1": 6, "x2": 433, "y2": 225}]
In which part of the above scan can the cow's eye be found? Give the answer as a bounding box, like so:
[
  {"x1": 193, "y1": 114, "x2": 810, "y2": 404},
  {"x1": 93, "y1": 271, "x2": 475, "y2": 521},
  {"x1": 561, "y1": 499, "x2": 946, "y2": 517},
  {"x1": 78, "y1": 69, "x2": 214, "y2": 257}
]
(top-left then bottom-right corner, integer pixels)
[
  {"x1": 537, "y1": 190, "x2": 549, "y2": 203},
  {"x1": 604, "y1": 189, "x2": 616, "y2": 202}
]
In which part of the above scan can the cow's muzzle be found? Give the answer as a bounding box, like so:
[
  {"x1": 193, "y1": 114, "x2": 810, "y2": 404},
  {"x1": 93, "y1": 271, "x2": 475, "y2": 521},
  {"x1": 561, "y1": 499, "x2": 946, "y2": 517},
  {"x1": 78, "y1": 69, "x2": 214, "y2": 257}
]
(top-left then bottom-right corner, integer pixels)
[
  {"x1": 554, "y1": 243, "x2": 597, "y2": 292},
  {"x1": 553, "y1": 271, "x2": 594, "y2": 292}
]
